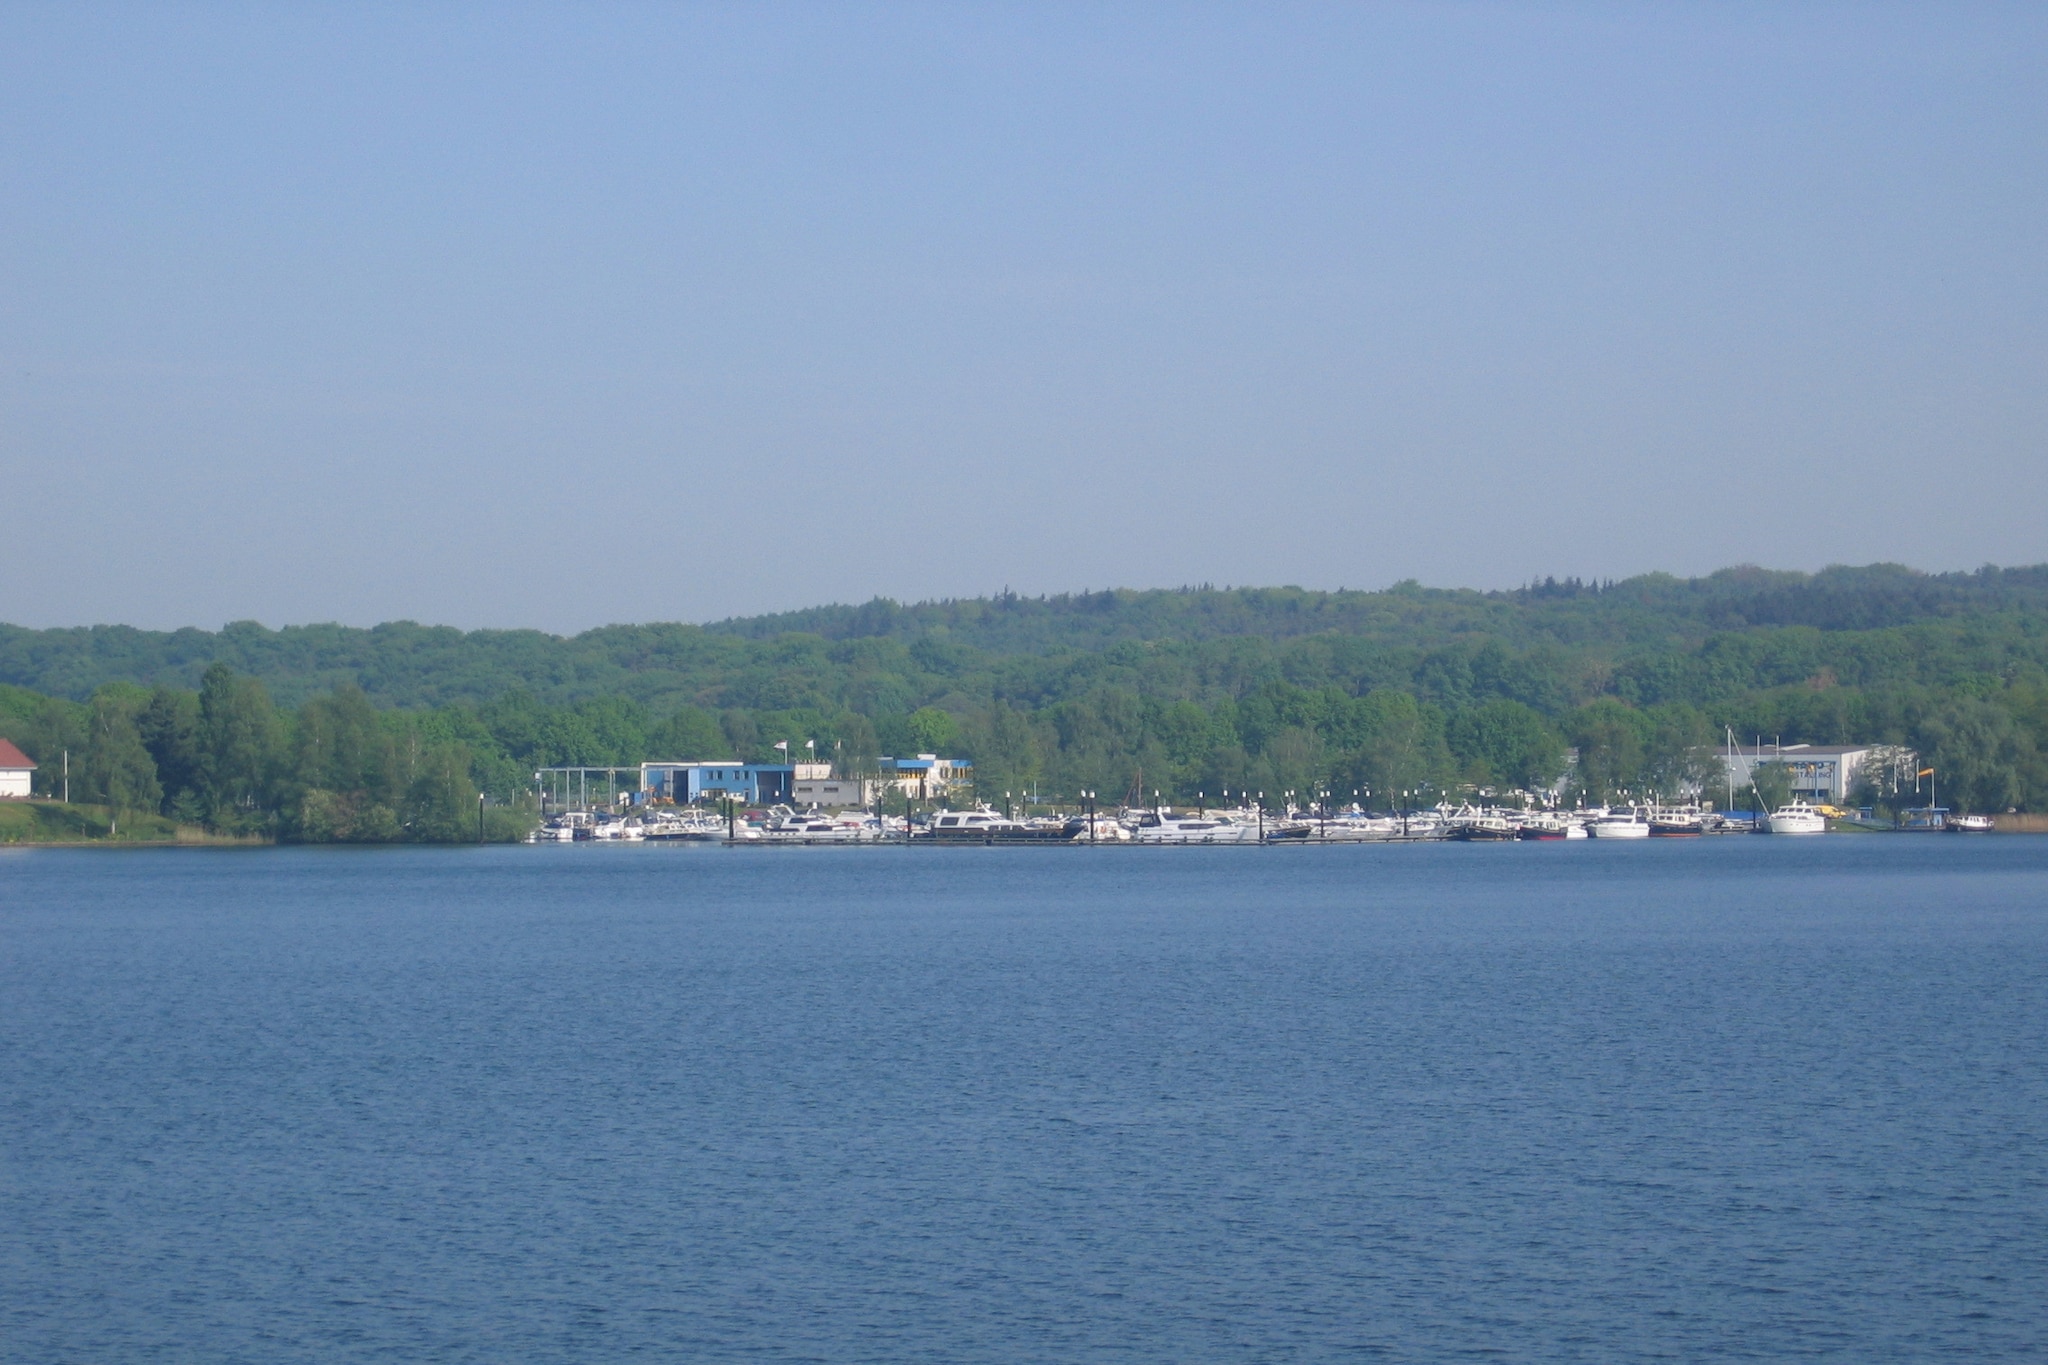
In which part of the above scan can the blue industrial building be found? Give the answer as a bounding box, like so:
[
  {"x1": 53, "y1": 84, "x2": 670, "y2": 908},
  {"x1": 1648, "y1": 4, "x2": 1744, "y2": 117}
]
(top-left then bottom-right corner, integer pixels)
[{"x1": 640, "y1": 762, "x2": 795, "y2": 805}]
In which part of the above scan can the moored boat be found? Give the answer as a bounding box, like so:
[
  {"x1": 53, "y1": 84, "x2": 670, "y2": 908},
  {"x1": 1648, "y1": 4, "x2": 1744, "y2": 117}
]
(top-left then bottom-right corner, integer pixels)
[
  {"x1": 1129, "y1": 810, "x2": 1263, "y2": 844},
  {"x1": 1765, "y1": 799, "x2": 1827, "y2": 835},
  {"x1": 921, "y1": 808, "x2": 1071, "y2": 842},
  {"x1": 1648, "y1": 805, "x2": 1704, "y2": 837},
  {"x1": 1589, "y1": 808, "x2": 1651, "y2": 839}
]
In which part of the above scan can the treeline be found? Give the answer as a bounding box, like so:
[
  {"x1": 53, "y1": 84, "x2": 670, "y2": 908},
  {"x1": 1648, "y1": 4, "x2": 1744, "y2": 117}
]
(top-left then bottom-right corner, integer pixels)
[
  {"x1": 0, "y1": 667, "x2": 527, "y2": 842},
  {"x1": 5, "y1": 646, "x2": 2045, "y2": 839},
  {"x1": 7, "y1": 565, "x2": 2048, "y2": 715}
]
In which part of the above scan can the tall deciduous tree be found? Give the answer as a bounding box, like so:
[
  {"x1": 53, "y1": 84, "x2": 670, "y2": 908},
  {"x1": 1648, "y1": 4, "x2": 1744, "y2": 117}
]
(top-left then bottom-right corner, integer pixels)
[
  {"x1": 403, "y1": 744, "x2": 479, "y2": 842},
  {"x1": 1917, "y1": 698, "x2": 2032, "y2": 814},
  {"x1": 197, "y1": 663, "x2": 282, "y2": 829},
  {"x1": 138, "y1": 686, "x2": 203, "y2": 816},
  {"x1": 1568, "y1": 700, "x2": 1649, "y2": 804},
  {"x1": 1447, "y1": 700, "x2": 1565, "y2": 791},
  {"x1": 78, "y1": 689, "x2": 162, "y2": 814}
]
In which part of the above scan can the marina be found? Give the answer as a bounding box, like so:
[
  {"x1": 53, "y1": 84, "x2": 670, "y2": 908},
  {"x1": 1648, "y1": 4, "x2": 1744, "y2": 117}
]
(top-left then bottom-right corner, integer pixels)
[{"x1": 523, "y1": 797, "x2": 1870, "y2": 846}]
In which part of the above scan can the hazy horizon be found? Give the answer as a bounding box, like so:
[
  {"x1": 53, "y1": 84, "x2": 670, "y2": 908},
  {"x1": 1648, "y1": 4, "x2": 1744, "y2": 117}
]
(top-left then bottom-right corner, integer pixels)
[
  {"x1": 1, "y1": 557, "x2": 2030, "y2": 638},
  {"x1": 5, "y1": 5, "x2": 2044, "y2": 634}
]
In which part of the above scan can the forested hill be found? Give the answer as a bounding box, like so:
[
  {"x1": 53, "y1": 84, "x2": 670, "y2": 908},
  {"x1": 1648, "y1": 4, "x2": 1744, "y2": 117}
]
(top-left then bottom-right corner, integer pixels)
[
  {"x1": 6, "y1": 561, "x2": 2048, "y2": 833},
  {"x1": 4, "y1": 562, "x2": 2048, "y2": 713}
]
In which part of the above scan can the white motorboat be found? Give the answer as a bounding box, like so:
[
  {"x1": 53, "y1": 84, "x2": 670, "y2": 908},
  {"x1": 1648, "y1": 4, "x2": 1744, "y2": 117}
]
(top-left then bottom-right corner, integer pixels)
[
  {"x1": 761, "y1": 809, "x2": 882, "y2": 842},
  {"x1": 1589, "y1": 808, "x2": 1651, "y2": 839},
  {"x1": 527, "y1": 810, "x2": 593, "y2": 842},
  {"x1": 1317, "y1": 815, "x2": 1404, "y2": 841},
  {"x1": 1946, "y1": 812, "x2": 1995, "y2": 833},
  {"x1": 643, "y1": 809, "x2": 727, "y2": 840},
  {"x1": 1129, "y1": 810, "x2": 1263, "y2": 844},
  {"x1": 1766, "y1": 799, "x2": 1827, "y2": 835},
  {"x1": 922, "y1": 808, "x2": 1070, "y2": 842}
]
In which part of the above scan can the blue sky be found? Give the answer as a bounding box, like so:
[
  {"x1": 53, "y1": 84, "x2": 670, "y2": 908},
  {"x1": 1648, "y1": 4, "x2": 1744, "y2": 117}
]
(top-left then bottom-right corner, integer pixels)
[{"x1": 2, "y1": 3, "x2": 2043, "y2": 632}]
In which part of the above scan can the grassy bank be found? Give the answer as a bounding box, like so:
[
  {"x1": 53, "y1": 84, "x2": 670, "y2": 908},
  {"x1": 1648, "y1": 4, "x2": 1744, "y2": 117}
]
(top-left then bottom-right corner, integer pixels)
[{"x1": 0, "y1": 800, "x2": 262, "y2": 846}]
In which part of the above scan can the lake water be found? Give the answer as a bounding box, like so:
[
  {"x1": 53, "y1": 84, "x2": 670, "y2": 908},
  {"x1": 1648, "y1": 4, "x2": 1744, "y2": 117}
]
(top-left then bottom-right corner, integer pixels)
[{"x1": 3, "y1": 838, "x2": 2045, "y2": 1362}]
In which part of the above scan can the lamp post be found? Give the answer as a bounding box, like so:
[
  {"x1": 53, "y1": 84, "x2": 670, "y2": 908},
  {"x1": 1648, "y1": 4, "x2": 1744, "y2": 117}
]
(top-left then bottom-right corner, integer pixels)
[{"x1": 478, "y1": 791, "x2": 485, "y2": 844}]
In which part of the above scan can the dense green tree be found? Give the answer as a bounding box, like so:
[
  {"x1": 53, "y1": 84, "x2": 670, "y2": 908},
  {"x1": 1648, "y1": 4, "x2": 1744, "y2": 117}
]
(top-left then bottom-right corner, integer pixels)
[
  {"x1": 835, "y1": 713, "x2": 881, "y2": 778},
  {"x1": 1334, "y1": 690, "x2": 1452, "y2": 808},
  {"x1": 197, "y1": 663, "x2": 283, "y2": 829},
  {"x1": 1446, "y1": 700, "x2": 1565, "y2": 790},
  {"x1": 1916, "y1": 698, "x2": 2033, "y2": 815},
  {"x1": 905, "y1": 706, "x2": 961, "y2": 755},
  {"x1": 1568, "y1": 700, "x2": 1648, "y2": 805},
  {"x1": 1745, "y1": 762, "x2": 1793, "y2": 816},
  {"x1": 77, "y1": 689, "x2": 162, "y2": 814},
  {"x1": 1639, "y1": 703, "x2": 1717, "y2": 800},
  {"x1": 720, "y1": 708, "x2": 759, "y2": 760},
  {"x1": 402, "y1": 744, "x2": 480, "y2": 842},
  {"x1": 138, "y1": 686, "x2": 203, "y2": 816},
  {"x1": 646, "y1": 704, "x2": 727, "y2": 760},
  {"x1": 965, "y1": 703, "x2": 1043, "y2": 797},
  {"x1": 293, "y1": 684, "x2": 397, "y2": 804}
]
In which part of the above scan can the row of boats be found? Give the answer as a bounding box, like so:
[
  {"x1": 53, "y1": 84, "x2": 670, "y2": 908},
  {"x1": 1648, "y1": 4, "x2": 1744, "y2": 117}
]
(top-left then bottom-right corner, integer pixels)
[{"x1": 526, "y1": 798, "x2": 1851, "y2": 845}]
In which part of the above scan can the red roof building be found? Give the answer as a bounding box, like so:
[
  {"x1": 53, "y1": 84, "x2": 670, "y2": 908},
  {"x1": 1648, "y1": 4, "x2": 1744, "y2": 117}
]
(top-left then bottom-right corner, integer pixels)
[{"x1": 0, "y1": 736, "x2": 37, "y2": 799}]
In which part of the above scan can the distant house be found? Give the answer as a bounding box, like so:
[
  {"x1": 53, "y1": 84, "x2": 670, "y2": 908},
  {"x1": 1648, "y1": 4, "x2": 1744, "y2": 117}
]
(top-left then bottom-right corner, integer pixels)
[
  {"x1": 0, "y1": 737, "x2": 36, "y2": 799},
  {"x1": 878, "y1": 755, "x2": 972, "y2": 800}
]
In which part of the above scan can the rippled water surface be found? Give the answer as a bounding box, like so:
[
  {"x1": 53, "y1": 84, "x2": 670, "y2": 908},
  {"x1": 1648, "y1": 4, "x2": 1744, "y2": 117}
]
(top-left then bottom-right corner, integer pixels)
[{"x1": 4, "y1": 838, "x2": 2046, "y2": 1362}]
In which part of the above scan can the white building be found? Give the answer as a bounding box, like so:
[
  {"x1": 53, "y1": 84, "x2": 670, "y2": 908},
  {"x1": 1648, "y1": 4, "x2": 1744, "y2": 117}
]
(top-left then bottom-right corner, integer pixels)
[
  {"x1": 0, "y1": 737, "x2": 36, "y2": 799},
  {"x1": 1719, "y1": 743, "x2": 1903, "y2": 805},
  {"x1": 878, "y1": 755, "x2": 972, "y2": 800}
]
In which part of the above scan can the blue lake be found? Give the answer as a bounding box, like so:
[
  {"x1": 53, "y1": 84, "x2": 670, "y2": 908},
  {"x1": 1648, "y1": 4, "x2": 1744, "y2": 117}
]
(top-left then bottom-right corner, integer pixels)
[{"x1": 3, "y1": 838, "x2": 2046, "y2": 1362}]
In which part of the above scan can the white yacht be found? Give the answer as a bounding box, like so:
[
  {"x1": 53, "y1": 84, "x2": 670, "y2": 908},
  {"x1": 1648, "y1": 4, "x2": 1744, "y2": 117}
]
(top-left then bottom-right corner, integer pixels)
[
  {"x1": 643, "y1": 809, "x2": 727, "y2": 840},
  {"x1": 1589, "y1": 808, "x2": 1651, "y2": 839},
  {"x1": 1766, "y1": 799, "x2": 1827, "y2": 835},
  {"x1": 1129, "y1": 810, "x2": 1264, "y2": 844},
  {"x1": 1318, "y1": 814, "x2": 1404, "y2": 842},
  {"x1": 922, "y1": 809, "x2": 1070, "y2": 842},
  {"x1": 761, "y1": 810, "x2": 882, "y2": 842}
]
